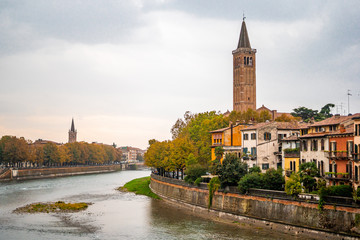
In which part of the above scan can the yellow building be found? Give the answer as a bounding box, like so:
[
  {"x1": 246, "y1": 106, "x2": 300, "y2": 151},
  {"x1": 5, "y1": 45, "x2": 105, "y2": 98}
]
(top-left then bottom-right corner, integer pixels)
[
  {"x1": 210, "y1": 123, "x2": 249, "y2": 162},
  {"x1": 281, "y1": 135, "x2": 300, "y2": 180}
]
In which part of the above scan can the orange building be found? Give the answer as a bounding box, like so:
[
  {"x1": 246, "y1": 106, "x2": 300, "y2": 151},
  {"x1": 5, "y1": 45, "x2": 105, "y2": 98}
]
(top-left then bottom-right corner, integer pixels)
[
  {"x1": 327, "y1": 124, "x2": 354, "y2": 186},
  {"x1": 210, "y1": 123, "x2": 249, "y2": 161}
]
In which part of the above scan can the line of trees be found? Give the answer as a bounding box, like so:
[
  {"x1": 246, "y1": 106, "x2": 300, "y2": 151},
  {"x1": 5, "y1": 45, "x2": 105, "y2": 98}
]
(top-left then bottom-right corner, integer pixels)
[
  {"x1": 145, "y1": 111, "x2": 228, "y2": 178},
  {"x1": 0, "y1": 136, "x2": 122, "y2": 168}
]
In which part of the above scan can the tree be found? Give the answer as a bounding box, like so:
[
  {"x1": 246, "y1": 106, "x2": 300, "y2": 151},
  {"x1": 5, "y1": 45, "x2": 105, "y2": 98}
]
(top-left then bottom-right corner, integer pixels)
[
  {"x1": 291, "y1": 103, "x2": 335, "y2": 122},
  {"x1": 285, "y1": 172, "x2": 303, "y2": 196},
  {"x1": 299, "y1": 162, "x2": 319, "y2": 193},
  {"x1": 291, "y1": 106, "x2": 318, "y2": 122},
  {"x1": 0, "y1": 136, "x2": 29, "y2": 166},
  {"x1": 217, "y1": 153, "x2": 248, "y2": 187},
  {"x1": 275, "y1": 113, "x2": 300, "y2": 122},
  {"x1": 43, "y1": 142, "x2": 60, "y2": 166},
  {"x1": 258, "y1": 110, "x2": 272, "y2": 122},
  {"x1": 238, "y1": 172, "x2": 263, "y2": 193},
  {"x1": 262, "y1": 168, "x2": 284, "y2": 191}
]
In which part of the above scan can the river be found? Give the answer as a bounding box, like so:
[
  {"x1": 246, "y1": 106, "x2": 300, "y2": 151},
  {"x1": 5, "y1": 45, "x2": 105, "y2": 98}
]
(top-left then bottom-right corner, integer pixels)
[{"x1": 0, "y1": 170, "x2": 304, "y2": 239}]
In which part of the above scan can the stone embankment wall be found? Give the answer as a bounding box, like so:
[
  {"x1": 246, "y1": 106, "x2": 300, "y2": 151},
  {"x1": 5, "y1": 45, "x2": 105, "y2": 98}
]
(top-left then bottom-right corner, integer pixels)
[
  {"x1": 150, "y1": 174, "x2": 360, "y2": 239},
  {"x1": 0, "y1": 165, "x2": 121, "y2": 181}
]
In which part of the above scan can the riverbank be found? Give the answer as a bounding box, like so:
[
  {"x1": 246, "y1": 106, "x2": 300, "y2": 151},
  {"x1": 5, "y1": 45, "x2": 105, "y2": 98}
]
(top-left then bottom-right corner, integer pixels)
[
  {"x1": 0, "y1": 164, "x2": 122, "y2": 181},
  {"x1": 150, "y1": 173, "x2": 360, "y2": 240},
  {"x1": 119, "y1": 176, "x2": 161, "y2": 199}
]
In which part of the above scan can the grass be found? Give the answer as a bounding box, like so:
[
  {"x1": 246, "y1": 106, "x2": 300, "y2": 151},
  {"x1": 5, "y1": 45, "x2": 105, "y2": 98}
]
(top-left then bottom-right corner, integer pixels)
[
  {"x1": 119, "y1": 176, "x2": 161, "y2": 200},
  {"x1": 14, "y1": 201, "x2": 90, "y2": 213}
]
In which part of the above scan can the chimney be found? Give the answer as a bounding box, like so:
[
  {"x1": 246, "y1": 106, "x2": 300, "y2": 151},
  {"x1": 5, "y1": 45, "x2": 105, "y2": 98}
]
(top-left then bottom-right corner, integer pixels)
[{"x1": 335, "y1": 114, "x2": 340, "y2": 119}]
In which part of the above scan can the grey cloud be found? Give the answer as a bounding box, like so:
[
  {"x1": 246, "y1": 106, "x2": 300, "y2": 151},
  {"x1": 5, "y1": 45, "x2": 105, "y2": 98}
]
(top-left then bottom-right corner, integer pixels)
[{"x1": 0, "y1": 0, "x2": 143, "y2": 54}]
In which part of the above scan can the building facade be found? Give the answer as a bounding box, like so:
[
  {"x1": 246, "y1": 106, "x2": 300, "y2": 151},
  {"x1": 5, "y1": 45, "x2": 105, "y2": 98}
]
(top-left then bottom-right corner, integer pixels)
[{"x1": 233, "y1": 19, "x2": 256, "y2": 112}]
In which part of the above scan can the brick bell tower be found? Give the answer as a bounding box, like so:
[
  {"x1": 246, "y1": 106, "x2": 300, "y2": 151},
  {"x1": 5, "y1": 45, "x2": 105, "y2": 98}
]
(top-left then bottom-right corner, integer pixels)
[
  {"x1": 68, "y1": 118, "x2": 77, "y2": 143},
  {"x1": 233, "y1": 18, "x2": 256, "y2": 112}
]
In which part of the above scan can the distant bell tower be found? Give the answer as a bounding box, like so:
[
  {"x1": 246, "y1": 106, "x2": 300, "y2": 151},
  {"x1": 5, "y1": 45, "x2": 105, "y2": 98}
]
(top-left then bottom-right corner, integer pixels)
[
  {"x1": 68, "y1": 118, "x2": 77, "y2": 143},
  {"x1": 233, "y1": 18, "x2": 257, "y2": 112}
]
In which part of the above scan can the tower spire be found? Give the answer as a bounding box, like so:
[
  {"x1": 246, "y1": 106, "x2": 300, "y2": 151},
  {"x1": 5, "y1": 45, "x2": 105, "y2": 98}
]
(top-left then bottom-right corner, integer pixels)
[
  {"x1": 68, "y1": 118, "x2": 77, "y2": 143},
  {"x1": 71, "y1": 118, "x2": 75, "y2": 132},
  {"x1": 237, "y1": 19, "x2": 251, "y2": 49}
]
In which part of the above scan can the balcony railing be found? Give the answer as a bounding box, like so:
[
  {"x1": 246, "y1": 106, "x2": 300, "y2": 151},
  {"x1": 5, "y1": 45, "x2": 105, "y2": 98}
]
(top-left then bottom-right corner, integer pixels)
[
  {"x1": 284, "y1": 152, "x2": 300, "y2": 158},
  {"x1": 325, "y1": 173, "x2": 350, "y2": 181},
  {"x1": 324, "y1": 151, "x2": 351, "y2": 160}
]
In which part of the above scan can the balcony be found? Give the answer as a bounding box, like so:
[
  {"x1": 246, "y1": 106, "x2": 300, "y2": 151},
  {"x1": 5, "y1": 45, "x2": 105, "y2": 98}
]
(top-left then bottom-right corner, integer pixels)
[
  {"x1": 283, "y1": 149, "x2": 300, "y2": 158},
  {"x1": 325, "y1": 172, "x2": 351, "y2": 181},
  {"x1": 273, "y1": 151, "x2": 282, "y2": 156},
  {"x1": 325, "y1": 151, "x2": 351, "y2": 160}
]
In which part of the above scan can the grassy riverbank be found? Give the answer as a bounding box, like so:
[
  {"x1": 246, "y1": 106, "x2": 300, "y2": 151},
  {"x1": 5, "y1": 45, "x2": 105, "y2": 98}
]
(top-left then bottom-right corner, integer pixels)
[
  {"x1": 14, "y1": 201, "x2": 90, "y2": 213},
  {"x1": 120, "y1": 176, "x2": 161, "y2": 199}
]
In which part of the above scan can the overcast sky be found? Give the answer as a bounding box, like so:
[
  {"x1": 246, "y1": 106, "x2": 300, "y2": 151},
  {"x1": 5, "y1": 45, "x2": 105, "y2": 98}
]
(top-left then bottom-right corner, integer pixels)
[{"x1": 0, "y1": 0, "x2": 359, "y2": 149}]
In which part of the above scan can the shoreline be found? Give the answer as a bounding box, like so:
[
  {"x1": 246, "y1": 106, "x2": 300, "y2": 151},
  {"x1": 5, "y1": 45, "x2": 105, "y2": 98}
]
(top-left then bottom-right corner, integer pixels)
[{"x1": 0, "y1": 164, "x2": 124, "y2": 182}]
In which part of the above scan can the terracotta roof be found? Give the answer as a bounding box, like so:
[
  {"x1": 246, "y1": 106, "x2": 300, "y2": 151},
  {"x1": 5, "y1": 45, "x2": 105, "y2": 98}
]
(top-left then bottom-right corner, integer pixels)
[
  {"x1": 300, "y1": 133, "x2": 328, "y2": 139},
  {"x1": 241, "y1": 121, "x2": 301, "y2": 131},
  {"x1": 301, "y1": 124, "x2": 354, "y2": 138},
  {"x1": 241, "y1": 122, "x2": 270, "y2": 131},
  {"x1": 329, "y1": 124, "x2": 354, "y2": 136},
  {"x1": 210, "y1": 126, "x2": 230, "y2": 133},
  {"x1": 309, "y1": 113, "x2": 360, "y2": 127}
]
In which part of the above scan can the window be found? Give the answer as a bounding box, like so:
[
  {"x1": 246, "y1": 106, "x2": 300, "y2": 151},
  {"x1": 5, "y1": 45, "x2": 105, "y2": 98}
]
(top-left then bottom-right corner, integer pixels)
[
  {"x1": 243, "y1": 147, "x2": 248, "y2": 154},
  {"x1": 302, "y1": 140, "x2": 308, "y2": 151},
  {"x1": 330, "y1": 142, "x2": 337, "y2": 152},
  {"x1": 251, "y1": 147, "x2": 256, "y2": 156},
  {"x1": 348, "y1": 141, "x2": 354, "y2": 157},
  {"x1": 243, "y1": 134, "x2": 249, "y2": 140},
  {"x1": 251, "y1": 133, "x2": 256, "y2": 140},
  {"x1": 264, "y1": 132, "x2": 271, "y2": 141},
  {"x1": 244, "y1": 57, "x2": 246, "y2": 65},
  {"x1": 262, "y1": 163, "x2": 269, "y2": 170},
  {"x1": 312, "y1": 140, "x2": 318, "y2": 151},
  {"x1": 321, "y1": 139, "x2": 325, "y2": 151}
]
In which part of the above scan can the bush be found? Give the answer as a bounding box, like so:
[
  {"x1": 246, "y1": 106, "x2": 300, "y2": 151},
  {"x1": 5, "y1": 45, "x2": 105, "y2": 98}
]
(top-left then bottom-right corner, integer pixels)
[
  {"x1": 238, "y1": 172, "x2": 263, "y2": 193},
  {"x1": 327, "y1": 185, "x2": 353, "y2": 198},
  {"x1": 285, "y1": 173, "x2": 303, "y2": 196},
  {"x1": 262, "y1": 168, "x2": 284, "y2": 191},
  {"x1": 208, "y1": 177, "x2": 220, "y2": 209},
  {"x1": 184, "y1": 164, "x2": 207, "y2": 184},
  {"x1": 194, "y1": 177, "x2": 202, "y2": 186},
  {"x1": 248, "y1": 166, "x2": 261, "y2": 174}
]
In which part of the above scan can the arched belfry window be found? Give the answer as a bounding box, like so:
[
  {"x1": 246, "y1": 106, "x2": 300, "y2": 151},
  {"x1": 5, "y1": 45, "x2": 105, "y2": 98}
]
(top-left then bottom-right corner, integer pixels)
[
  {"x1": 244, "y1": 57, "x2": 246, "y2": 65},
  {"x1": 246, "y1": 57, "x2": 249, "y2": 65},
  {"x1": 249, "y1": 57, "x2": 253, "y2": 66}
]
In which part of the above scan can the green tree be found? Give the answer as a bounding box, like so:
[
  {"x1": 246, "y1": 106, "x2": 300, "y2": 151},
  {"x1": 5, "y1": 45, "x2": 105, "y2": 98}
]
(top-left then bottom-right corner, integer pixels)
[
  {"x1": 262, "y1": 168, "x2": 285, "y2": 191},
  {"x1": 218, "y1": 153, "x2": 248, "y2": 187},
  {"x1": 285, "y1": 173, "x2": 303, "y2": 196},
  {"x1": 299, "y1": 162, "x2": 319, "y2": 193},
  {"x1": 238, "y1": 172, "x2": 263, "y2": 193}
]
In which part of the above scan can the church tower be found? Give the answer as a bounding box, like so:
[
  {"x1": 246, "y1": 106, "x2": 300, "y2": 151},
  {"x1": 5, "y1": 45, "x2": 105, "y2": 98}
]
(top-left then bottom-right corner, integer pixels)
[
  {"x1": 68, "y1": 118, "x2": 77, "y2": 143},
  {"x1": 233, "y1": 18, "x2": 256, "y2": 112}
]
